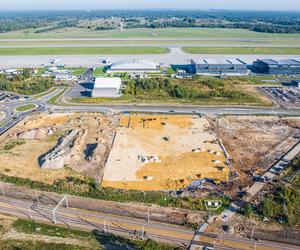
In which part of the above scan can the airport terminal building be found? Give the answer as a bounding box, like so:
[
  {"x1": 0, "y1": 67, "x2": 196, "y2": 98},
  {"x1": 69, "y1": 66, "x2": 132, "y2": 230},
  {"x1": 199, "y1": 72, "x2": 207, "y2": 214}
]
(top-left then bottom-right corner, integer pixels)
[
  {"x1": 191, "y1": 58, "x2": 248, "y2": 76},
  {"x1": 92, "y1": 77, "x2": 122, "y2": 98},
  {"x1": 107, "y1": 59, "x2": 160, "y2": 73},
  {"x1": 252, "y1": 59, "x2": 300, "y2": 75}
]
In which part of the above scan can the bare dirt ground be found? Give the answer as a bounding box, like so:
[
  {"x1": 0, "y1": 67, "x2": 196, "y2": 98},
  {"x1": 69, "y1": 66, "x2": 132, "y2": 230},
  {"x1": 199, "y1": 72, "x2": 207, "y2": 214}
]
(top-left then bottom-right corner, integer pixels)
[
  {"x1": 0, "y1": 113, "x2": 118, "y2": 184},
  {"x1": 102, "y1": 115, "x2": 229, "y2": 191},
  {"x1": 211, "y1": 115, "x2": 300, "y2": 195}
]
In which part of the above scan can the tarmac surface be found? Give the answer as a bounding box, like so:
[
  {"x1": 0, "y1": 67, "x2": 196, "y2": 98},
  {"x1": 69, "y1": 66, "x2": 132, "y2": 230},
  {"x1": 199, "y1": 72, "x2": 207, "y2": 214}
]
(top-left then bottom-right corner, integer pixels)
[{"x1": 1, "y1": 53, "x2": 300, "y2": 68}]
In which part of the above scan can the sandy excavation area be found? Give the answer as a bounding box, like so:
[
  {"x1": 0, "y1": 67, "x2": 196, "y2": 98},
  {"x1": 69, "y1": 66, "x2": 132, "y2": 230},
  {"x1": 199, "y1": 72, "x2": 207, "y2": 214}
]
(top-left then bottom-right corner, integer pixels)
[
  {"x1": 211, "y1": 116, "x2": 300, "y2": 193},
  {"x1": 101, "y1": 115, "x2": 229, "y2": 191},
  {"x1": 0, "y1": 113, "x2": 118, "y2": 184}
]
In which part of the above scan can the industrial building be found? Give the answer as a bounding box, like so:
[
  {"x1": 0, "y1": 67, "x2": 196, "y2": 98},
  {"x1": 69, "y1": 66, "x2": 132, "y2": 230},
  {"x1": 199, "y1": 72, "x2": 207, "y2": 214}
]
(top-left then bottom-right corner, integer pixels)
[
  {"x1": 92, "y1": 77, "x2": 122, "y2": 98},
  {"x1": 191, "y1": 58, "x2": 248, "y2": 76},
  {"x1": 252, "y1": 59, "x2": 300, "y2": 75},
  {"x1": 107, "y1": 59, "x2": 160, "y2": 73},
  {"x1": 290, "y1": 80, "x2": 300, "y2": 88}
]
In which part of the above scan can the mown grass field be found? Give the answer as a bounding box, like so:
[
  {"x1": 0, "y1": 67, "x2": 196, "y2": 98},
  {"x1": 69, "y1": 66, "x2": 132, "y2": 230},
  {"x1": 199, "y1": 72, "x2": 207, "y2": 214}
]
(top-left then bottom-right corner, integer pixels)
[
  {"x1": 66, "y1": 67, "x2": 87, "y2": 75},
  {"x1": 93, "y1": 67, "x2": 105, "y2": 75},
  {"x1": 15, "y1": 104, "x2": 37, "y2": 112},
  {"x1": 1, "y1": 28, "x2": 300, "y2": 40},
  {"x1": 1, "y1": 39, "x2": 300, "y2": 46},
  {"x1": 183, "y1": 46, "x2": 300, "y2": 54},
  {"x1": 0, "y1": 46, "x2": 167, "y2": 55}
]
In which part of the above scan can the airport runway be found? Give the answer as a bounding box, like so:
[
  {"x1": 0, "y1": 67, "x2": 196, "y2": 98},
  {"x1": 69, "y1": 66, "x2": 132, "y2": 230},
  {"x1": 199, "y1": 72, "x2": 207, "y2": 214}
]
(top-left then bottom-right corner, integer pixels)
[
  {"x1": 2, "y1": 38, "x2": 300, "y2": 41},
  {"x1": 1, "y1": 44, "x2": 300, "y2": 49}
]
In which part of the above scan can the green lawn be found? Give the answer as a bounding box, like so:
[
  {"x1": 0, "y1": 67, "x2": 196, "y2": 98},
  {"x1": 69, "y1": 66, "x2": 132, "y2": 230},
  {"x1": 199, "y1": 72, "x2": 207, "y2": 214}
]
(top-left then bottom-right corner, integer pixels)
[
  {"x1": 93, "y1": 67, "x2": 105, "y2": 75},
  {"x1": 37, "y1": 67, "x2": 48, "y2": 75},
  {"x1": 1, "y1": 28, "x2": 300, "y2": 39},
  {"x1": 66, "y1": 67, "x2": 87, "y2": 75},
  {"x1": 0, "y1": 46, "x2": 167, "y2": 55},
  {"x1": 183, "y1": 46, "x2": 300, "y2": 54},
  {"x1": 48, "y1": 88, "x2": 67, "y2": 104},
  {"x1": 1, "y1": 39, "x2": 300, "y2": 46},
  {"x1": 230, "y1": 76, "x2": 280, "y2": 85},
  {"x1": 15, "y1": 104, "x2": 37, "y2": 112}
]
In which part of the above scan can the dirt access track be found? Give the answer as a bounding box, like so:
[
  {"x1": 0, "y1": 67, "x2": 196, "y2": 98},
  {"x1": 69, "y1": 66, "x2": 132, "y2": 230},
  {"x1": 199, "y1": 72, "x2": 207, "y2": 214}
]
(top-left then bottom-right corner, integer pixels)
[
  {"x1": 102, "y1": 114, "x2": 229, "y2": 191},
  {"x1": 0, "y1": 113, "x2": 118, "y2": 184}
]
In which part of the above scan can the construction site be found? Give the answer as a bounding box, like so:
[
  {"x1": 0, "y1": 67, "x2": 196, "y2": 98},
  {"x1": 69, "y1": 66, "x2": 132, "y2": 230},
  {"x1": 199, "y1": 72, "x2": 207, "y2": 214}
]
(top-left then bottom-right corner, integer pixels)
[
  {"x1": 0, "y1": 112, "x2": 299, "y2": 197},
  {"x1": 0, "y1": 113, "x2": 118, "y2": 184},
  {"x1": 101, "y1": 114, "x2": 229, "y2": 191},
  {"x1": 211, "y1": 115, "x2": 300, "y2": 196}
]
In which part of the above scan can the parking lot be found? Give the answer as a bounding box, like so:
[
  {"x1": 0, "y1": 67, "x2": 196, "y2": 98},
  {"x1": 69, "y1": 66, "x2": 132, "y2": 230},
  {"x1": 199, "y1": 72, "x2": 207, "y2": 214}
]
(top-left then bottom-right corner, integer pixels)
[
  {"x1": 65, "y1": 82, "x2": 94, "y2": 98},
  {"x1": 0, "y1": 92, "x2": 23, "y2": 103},
  {"x1": 261, "y1": 86, "x2": 300, "y2": 108}
]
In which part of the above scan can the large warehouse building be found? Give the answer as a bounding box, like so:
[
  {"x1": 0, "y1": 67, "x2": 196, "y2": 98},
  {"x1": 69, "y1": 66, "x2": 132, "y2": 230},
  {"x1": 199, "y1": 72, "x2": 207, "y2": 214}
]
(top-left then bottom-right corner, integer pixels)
[
  {"x1": 252, "y1": 59, "x2": 300, "y2": 75},
  {"x1": 191, "y1": 58, "x2": 249, "y2": 76},
  {"x1": 107, "y1": 59, "x2": 160, "y2": 73},
  {"x1": 92, "y1": 77, "x2": 122, "y2": 98}
]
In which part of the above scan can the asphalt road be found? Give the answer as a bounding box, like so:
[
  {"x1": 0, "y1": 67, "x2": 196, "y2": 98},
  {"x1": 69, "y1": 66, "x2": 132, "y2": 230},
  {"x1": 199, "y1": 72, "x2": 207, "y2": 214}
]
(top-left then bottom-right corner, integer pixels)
[
  {"x1": 52, "y1": 104, "x2": 300, "y2": 116},
  {"x1": 1, "y1": 93, "x2": 300, "y2": 137}
]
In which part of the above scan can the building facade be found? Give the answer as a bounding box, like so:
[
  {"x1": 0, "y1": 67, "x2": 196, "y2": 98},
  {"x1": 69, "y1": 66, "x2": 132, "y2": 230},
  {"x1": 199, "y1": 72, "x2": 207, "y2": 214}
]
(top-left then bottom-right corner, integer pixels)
[
  {"x1": 107, "y1": 59, "x2": 160, "y2": 73},
  {"x1": 92, "y1": 77, "x2": 122, "y2": 98},
  {"x1": 252, "y1": 59, "x2": 300, "y2": 75},
  {"x1": 191, "y1": 58, "x2": 248, "y2": 76}
]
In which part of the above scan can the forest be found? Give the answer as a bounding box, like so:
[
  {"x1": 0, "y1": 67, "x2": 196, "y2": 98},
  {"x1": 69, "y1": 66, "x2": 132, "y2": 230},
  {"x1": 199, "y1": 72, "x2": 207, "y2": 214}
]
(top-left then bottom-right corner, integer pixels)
[{"x1": 0, "y1": 10, "x2": 300, "y2": 34}]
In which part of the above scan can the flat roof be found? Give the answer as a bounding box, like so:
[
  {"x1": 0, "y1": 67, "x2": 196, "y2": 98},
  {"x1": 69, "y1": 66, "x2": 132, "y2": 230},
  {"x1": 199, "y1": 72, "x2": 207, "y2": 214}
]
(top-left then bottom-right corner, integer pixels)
[
  {"x1": 258, "y1": 59, "x2": 300, "y2": 65},
  {"x1": 94, "y1": 77, "x2": 122, "y2": 89},
  {"x1": 192, "y1": 58, "x2": 246, "y2": 65}
]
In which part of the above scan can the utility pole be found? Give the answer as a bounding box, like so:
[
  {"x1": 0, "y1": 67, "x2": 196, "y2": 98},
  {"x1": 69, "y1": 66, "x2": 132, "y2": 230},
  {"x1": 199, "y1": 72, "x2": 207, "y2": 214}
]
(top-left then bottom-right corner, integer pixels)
[
  {"x1": 0, "y1": 182, "x2": 5, "y2": 197},
  {"x1": 141, "y1": 224, "x2": 145, "y2": 239},
  {"x1": 52, "y1": 195, "x2": 68, "y2": 224},
  {"x1": 29, "y1": 207, "x2": 33, "y2": 220},
  {"x1": 250, "y1": 225, "x2": 255, "y2": 240},
  {"x1": 147, "y1": 208, "x2": 150, "y2": 222},
  {"x1": 104, "y1": 220, "x2": 106, "y2": 234},
  {"x1": 108, "y1": 220, "x2": 111, "y2": 234},
  {"x1": 52, "y1": 210, "x2": 56, "y2": 224},
  {"x1": 35, "y1": 190, "x2": 39, "y2": 202}
]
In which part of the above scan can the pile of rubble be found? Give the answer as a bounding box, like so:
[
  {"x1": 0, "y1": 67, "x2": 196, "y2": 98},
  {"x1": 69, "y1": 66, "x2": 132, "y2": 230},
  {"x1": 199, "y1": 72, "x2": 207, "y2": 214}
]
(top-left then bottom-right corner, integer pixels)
[
  {"x1": 39, "y1": 129, "x2": 87, "y2": 169},
  {"x1": 12, "y1": 126, "x2": 56, "y2": 140}
]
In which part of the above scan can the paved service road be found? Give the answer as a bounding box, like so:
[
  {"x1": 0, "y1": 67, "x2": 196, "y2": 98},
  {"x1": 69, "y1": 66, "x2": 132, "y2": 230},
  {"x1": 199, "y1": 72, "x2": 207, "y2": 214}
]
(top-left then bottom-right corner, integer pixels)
[{"x1": 52, "y1": 104, "x2": 300, "y2": 116}]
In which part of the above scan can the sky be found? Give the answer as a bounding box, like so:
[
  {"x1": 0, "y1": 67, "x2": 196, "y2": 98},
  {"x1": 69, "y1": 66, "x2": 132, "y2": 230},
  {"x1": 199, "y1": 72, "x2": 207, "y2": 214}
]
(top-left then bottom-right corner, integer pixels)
[{"x1": 0, "y1": 0, "x2": 300, "y2": 11}]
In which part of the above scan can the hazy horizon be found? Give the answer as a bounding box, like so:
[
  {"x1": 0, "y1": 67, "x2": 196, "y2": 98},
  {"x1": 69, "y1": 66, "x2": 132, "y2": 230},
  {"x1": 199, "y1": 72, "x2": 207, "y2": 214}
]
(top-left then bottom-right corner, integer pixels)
[{"x1": 1, "y1": 0, "x2": 300, "y2": 11}]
